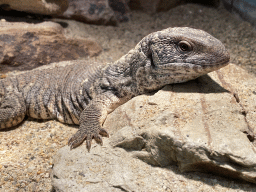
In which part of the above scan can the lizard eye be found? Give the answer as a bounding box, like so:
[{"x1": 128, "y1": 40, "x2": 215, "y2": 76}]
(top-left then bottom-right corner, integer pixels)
[{"x1": 178, "y1": 41, "x2": 192, "y2": 52}]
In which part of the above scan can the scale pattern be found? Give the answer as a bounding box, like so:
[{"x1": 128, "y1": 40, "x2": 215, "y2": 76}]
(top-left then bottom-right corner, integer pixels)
[{"x1": 0, "y1": 27, "x2": 230, "y2": 151}]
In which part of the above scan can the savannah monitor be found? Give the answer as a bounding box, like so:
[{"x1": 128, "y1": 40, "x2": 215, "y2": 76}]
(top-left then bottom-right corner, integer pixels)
[{"x1": 0, "y1": 27, "x2": 230, "y2": 151}]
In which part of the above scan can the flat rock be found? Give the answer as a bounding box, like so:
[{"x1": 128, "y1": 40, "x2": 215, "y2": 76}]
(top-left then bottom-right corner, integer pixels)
[
  {"x1": 0, "y1": 20, "x2": 101, "y2": 74},
  {"x1": 0, "y1": 0, "x2": 68, "y2": 15},
  {"x1": 62, "y1": 0, "x2": 130, "y2": 25},
  {"x1": 52, "y1": 63, "x2": 256, "y2": 191}
]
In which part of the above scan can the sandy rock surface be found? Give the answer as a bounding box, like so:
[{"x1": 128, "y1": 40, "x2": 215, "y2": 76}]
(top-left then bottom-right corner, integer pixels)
[
  {"x1": 0, "y1": 3, "x2": 256, "y2": 192},
  {"x1": 0, "y1": 0, "x2": 68, "y2": 15}
]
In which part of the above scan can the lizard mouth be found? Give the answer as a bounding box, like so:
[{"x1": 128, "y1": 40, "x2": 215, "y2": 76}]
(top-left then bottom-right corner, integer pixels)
[
  {"x1": 194, "y1": 51, "x2": 230, "y2": 67},
  {"x1": 159, "y1": 59, "x2": 229, "y2": 70},
  {"x1": 154, "y1": 59, "x2": 230, "y2": 78},
  {"x1": 201, "y1": 57, "x2": 230, "y2": 67},
  {"x1": 156, "y1": 54, "x2": 230, "y2": 68},
  {"x1": 187, "y1": 56, "x2": 230, "y2": 67}
]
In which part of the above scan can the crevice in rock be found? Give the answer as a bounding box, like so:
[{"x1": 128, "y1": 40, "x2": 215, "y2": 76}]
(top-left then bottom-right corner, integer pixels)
[
  {"x1": 216, "y1": 70, "x2": 255, "y2": 143},
  {"x1": 195, "y1": 78, "x2": 213, "y2": 150},
  {"x1": 0, "y1": 6, "x2": 51, "y2": 24},
  {"x1": 243, "y1": 131, "x2": 255, "y2": 142},
  {"x1": 123, "y1": 111, "x2": 133, "y2": 127},
  {"x1": 112, "y1": 185, "x2": 129, "y2": 192},
  {"x1": 52, "y1": 175, "x2": 59, "y2": 179},
  {"x1": 54, "y1": 21, "x2": 69, "y2": 28}
]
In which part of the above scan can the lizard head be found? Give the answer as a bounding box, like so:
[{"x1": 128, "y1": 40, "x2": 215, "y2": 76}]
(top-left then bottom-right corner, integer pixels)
[{"x1": 135, "y1": 27, "x2": 230, "y2": 91}]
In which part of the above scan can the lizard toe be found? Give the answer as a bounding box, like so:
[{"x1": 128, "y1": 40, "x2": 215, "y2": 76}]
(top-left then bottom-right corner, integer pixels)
[
  {"x1": 68, "y1": 127, "x2": 108, "y2": 151},
  {"x1": 86, "y1": 135, "x2": 93, "y2": 152},
  {"x1": 99, "y1": 128, "x2": 109, "y2": 137},
  {"x1": 94, "y1": 134, "x2": 103, "y2": 145},
  {"x1": 68, "y1": 130, "x2": 87, "y2": 149}
]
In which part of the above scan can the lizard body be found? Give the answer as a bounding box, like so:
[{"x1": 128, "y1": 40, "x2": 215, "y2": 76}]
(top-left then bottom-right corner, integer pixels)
[{"x1": 0, "y1": 27, "x2": 230, "y2": 151}]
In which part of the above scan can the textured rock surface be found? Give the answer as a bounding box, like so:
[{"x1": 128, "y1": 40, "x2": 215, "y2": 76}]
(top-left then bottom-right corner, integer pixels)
[
  {"x1": 0, "y1": 0, "x2": 68, "y2": 15},
  {"x1": 109, "y1": 0, "x2": 130, "y2": 22},
  {"x1": 223, "y1": 0, "x2": 256, "y2": 26},
  {"x1": 52, "y1": 64, "x2": 256, "y2": 191},
  {"x1": 129, "y1": 0, "x2": 185, "y2": 13},
  {"x1": 129, "y1": 0, "x2": 220, "y2": 13},
  {"x1": 0, "y1": 20, "x2": 101, "y2": 73},
  {"x1": 62, "y1": 0, "x2": 130, "y2": 25}
]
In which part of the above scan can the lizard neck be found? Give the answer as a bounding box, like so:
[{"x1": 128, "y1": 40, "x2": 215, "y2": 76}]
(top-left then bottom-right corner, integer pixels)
[
  {"x1": 101, "y1": 34, "x2": 177, "y2": 96},
  {"x1": 101, "y1": 47, "x2": 150, "y2": 98}
]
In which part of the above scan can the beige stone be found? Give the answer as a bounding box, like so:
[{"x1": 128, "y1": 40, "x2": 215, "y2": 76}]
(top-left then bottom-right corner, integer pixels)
[{"x1": 0, "y1": 0, "x2": 68, "y2": 15}]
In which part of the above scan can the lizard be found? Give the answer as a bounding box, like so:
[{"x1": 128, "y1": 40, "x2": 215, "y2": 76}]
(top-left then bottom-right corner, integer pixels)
[{"x1": 0, "y1": 27, "x2": 230, "y2": 151}]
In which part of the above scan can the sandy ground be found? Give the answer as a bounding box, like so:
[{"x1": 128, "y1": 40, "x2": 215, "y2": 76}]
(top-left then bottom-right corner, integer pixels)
[{"x1": 0, "y1": 3, "x2": 256, "y2": 192}]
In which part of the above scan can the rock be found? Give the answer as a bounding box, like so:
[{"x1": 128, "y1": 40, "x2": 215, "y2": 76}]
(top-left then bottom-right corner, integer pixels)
[
  {"x1": 0, "y1": 0, "x2": 68, "y2": 15},
  {"x1": 52, "y1": 63, "x2": 256, "y2": 191},
  {"x1": 109, "y1": 0, "x2": 130, "y2": 22},
  {"x1": 222, "y1": 0, "x2": 256, "y2": 27},
  {"x1": 62, "y1": 0, "x2": 130, "y2": 25},
  {"x1": 0, "y1": 21, "x2": 102, "y2": 73},
  {"x1": 129, "y1": 0, "x2": 185, "y2": 13},
  {"x1": 129, "y1": 0, "x2": 220, "y2": 13}
]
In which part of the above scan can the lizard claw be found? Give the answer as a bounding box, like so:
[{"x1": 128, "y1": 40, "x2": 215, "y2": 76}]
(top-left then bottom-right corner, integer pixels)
[
  {"x1": 86, "y1": 135, "x2": 93, "y2": 152},
  {"x1": 68, "y1": 128, "x2": 109, "y2": 151},
  {"x1": 99, "y1": 128, "x2": 109, "y2": 137},
  {"x1": 68, "y1": 130, "x2": 86, "y2": 150},
  {"x1": 94, "y1": 134, "x2": 103, "y2": 145}
]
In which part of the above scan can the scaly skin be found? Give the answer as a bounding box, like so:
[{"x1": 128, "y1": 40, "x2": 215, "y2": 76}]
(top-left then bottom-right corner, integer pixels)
[{"x1": 0, "y1": 27, "x2": 230, "y2": 151}]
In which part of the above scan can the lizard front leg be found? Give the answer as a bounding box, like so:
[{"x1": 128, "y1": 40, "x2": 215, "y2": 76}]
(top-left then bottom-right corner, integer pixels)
[{"x1": 68, "y1": 93, "x2": 123, "y2": 151}]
